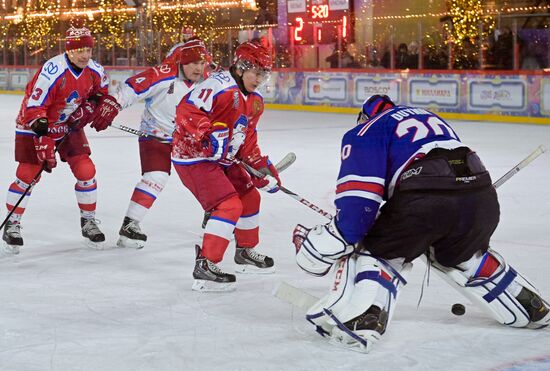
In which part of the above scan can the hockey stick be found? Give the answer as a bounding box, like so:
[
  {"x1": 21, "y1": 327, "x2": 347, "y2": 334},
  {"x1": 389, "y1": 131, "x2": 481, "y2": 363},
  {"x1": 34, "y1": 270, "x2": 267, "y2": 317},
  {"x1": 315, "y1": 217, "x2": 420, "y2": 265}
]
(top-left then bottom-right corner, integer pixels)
[
  {"x1": 0, "y1": 164, "x2": 45, "y2": 231},
  {"x1": 492, "y1": 145, "x2": 545, "y2": 189},
  {"x1": 238, "y1": 160, "x2": 333, "y2": 221},
  {"x1": 273, "y1": 145, "x2": 547, "y2": 309},
  {"x1": 201, "y1": 152, "x2": 298, "y2": 228},
  {"x1": 111, "y1": 124, "x2": 170, "y2": 142},
  {"x1": 0, "y1": 135, "x2": 74, "y2": 231}
]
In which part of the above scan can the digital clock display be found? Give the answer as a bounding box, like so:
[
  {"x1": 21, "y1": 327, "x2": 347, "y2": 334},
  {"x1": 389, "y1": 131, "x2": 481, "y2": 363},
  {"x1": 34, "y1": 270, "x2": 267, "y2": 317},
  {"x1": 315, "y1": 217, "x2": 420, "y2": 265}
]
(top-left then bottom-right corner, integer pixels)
[{"x1": 287, "y1": 0, "x2": 352, "y2": 44}]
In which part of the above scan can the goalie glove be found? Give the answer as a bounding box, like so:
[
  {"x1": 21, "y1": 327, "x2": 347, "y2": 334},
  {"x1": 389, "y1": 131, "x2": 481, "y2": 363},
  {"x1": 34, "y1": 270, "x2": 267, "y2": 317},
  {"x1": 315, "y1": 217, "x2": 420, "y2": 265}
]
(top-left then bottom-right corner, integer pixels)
[{"x1": 293, "y1": 218, "x2": 355, "y2": 276}]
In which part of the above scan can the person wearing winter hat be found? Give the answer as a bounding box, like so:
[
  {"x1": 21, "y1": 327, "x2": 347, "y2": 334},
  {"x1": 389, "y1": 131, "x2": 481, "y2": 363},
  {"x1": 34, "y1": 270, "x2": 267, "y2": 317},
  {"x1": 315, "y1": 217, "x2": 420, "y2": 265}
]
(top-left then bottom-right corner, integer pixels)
[
  {"x1": 2, "y1": 27, "x2": 120, "y2": 253},
  {"x1": 111, "y1": 37, "x2": 210, "y2": 249}
]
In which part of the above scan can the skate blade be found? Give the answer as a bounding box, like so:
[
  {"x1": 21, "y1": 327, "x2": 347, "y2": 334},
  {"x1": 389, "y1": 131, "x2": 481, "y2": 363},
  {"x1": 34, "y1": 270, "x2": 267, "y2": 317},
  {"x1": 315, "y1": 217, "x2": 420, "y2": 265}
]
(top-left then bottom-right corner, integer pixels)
[
  {"x1": 84, "y1": 239, "x2": 108, "y2": 250},
  {"x1": 192, "y1": 279, "x2": 236, "y2": 292},
  {"x1": 235, "y1": 264, "x2": 275, "y2": 274},
  {"x1": 1, "y1": 242, "x2": 20, "y2": 256},
  {"x1": 116, "y1": 236, "x2": 145, "y2": 249}
]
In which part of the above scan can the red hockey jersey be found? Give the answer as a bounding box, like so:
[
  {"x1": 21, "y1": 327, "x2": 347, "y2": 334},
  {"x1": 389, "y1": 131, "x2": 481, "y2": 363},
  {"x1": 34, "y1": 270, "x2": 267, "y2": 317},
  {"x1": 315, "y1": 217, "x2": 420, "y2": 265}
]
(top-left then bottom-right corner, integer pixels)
[
  {"x1": 171, "y1": 70, "x2": 265, "y2": 165},
  {"x1": 16, "y1": 53, "x2": 109, "y2": 141}
]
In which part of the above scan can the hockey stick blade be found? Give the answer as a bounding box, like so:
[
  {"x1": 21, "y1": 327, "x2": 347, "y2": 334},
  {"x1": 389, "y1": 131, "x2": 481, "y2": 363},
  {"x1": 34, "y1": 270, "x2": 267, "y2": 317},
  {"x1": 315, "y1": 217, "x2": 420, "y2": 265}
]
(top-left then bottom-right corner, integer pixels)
[
  {"x1": 258, "y1": 152, "x2": 297, "y2": 175},
  {"x1": 493, "y1": 145, "x2": 546, "y2": 189},
  {"x1": 275, "y1": 152, "x2": 297, "y2": 173},
  {"x1": 273, "y1": 282, "x2": 319, "y2": 310}
]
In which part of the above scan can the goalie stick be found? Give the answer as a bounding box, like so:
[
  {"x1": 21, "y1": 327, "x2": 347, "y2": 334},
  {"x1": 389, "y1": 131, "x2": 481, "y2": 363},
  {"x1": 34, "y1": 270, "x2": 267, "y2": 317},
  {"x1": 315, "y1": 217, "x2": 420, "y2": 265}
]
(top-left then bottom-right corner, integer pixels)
[{"x1": 274, "y1": 145, "x2": 547, "y2": 309}]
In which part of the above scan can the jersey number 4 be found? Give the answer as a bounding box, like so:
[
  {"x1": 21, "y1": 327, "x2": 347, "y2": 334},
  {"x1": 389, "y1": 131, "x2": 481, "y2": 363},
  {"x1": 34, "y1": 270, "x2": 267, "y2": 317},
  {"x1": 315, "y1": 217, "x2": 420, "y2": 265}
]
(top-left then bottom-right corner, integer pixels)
[{"x1": 396, "y1": 116, "x2": 457, "y2": 142}]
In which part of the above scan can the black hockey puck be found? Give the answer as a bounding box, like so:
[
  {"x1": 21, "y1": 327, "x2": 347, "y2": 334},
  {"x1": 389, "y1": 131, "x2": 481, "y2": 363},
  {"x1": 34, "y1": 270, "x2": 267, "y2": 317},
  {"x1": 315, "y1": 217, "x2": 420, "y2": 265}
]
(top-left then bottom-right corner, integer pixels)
[{"x1": 451, "y1": 303, "x2": 466, "y2": 316}]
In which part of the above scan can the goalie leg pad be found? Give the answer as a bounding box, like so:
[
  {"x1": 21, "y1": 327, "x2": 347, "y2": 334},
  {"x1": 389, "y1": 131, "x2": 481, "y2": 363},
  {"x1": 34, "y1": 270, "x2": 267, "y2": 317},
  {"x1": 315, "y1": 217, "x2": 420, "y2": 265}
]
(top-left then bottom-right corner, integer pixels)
[
  {"x1": 429, "y1": 249, "x2": 550, "y2": 329},
  {"x1": 305, "y1": 253, "x2": 411, "y2": 352},
  {"x1": 305, "y1": 255, "x2": 356, "y2": 336}
]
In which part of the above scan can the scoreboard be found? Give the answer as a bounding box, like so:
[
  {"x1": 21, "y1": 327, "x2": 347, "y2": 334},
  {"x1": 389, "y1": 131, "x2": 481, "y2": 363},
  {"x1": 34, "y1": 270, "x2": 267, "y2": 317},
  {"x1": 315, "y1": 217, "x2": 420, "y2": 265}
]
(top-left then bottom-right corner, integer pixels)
[{"x1": 287, "y1": 0, "x2": 352, "y2": 45}]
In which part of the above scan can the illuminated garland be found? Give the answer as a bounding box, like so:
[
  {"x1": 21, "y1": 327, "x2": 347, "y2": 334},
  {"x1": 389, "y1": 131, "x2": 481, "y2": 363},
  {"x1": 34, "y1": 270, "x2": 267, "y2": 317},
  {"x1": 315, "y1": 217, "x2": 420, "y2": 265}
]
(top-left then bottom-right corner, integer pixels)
[
  {"x1": 443, "y1": 0, "x2": 494, "y2": 67},
  {"x1": 88, "y1": 0, "x2": 134, "y2": 49},
  {"x1": 21, "y1": 0, "x2": 60, "y2": 51}
]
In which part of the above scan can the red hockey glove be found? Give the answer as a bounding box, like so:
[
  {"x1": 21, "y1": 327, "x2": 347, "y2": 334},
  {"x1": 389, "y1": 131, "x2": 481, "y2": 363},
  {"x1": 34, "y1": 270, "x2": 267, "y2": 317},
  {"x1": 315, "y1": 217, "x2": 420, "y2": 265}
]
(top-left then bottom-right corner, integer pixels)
[
  {"x1": 203, "y1": 122, "x2": 229, "y2": 160},
  {"x1": 90, "y1": 94, "x2": 121, "y2": 132},
  {"x1": 33, "y1": 136, "x2": 57, "y2": 172},
  {"x1": 249, "y1": 155, "x2": 281, "y2": 187},
  {"x1": 251, "y1": 174, "x2": 279, "y2": 193},
  {"x1": 68, "y1": 101, "x2": 96, "y2": 130}
]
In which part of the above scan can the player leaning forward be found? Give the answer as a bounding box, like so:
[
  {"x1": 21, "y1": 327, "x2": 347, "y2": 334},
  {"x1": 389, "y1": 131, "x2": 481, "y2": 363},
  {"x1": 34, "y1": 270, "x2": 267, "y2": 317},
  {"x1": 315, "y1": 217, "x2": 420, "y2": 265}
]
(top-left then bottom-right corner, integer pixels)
[
  {"x1": 111, "y1": 38, "x2": 209, "y2": 249},
  {"x1": 172, "y1": 41, "x2": 281, "y2": 291},
  {"x1": 293, "y1": 95, "x2": 550, "y2": 352},
  {"x1": 2, "y1": 27, "x2": 120, "y2": 254}
]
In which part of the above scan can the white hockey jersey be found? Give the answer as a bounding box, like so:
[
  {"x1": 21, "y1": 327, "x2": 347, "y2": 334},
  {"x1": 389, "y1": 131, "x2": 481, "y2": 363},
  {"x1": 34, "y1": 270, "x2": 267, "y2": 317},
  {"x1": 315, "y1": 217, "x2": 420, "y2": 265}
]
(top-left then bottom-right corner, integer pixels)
[{"x1": 112, "y1": 63, "x2": 197, "y2": 141}]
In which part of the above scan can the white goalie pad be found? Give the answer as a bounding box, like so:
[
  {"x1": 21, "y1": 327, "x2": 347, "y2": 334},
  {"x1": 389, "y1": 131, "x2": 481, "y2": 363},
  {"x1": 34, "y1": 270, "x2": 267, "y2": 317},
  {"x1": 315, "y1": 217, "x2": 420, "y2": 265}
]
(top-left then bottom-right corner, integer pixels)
[
  {"x1": 305, "y1": 252, "x2": 411, "y2": 353},
  {"x1": 427, "y1": 249, "x2": 550, "y2": 329}
]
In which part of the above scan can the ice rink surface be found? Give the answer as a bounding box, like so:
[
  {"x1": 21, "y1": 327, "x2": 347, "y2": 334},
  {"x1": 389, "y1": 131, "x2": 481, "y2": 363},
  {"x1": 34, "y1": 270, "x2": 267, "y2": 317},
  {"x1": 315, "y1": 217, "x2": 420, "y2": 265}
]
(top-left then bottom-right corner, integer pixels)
[{"x1": 1, "y1": 93, "x2": 549, "y2": 371}]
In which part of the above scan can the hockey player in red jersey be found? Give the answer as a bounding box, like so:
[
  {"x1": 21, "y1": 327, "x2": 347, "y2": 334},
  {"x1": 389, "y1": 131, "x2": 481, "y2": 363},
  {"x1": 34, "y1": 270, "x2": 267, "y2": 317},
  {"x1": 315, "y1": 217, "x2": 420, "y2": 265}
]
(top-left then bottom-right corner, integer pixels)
[
  {"x1": 1, "y1": 27, "x2": 121, "y2": 255},
  {"x1": 172, "y1": 41, "x2": 280, "y2": 291},
  {"x1": 111, "y1": 38, "x2": 209, "y2": 249}
]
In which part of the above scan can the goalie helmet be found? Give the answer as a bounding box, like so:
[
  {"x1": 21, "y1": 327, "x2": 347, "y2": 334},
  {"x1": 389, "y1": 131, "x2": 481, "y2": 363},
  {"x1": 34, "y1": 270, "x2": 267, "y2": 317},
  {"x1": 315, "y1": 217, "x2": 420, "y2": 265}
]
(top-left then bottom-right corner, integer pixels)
[
  {"x1": 233, "y1": 41, "x2": 273, "y2": 72},
  {"x1": 357, "y1": 95, "x2": 395, "y2": 124}
]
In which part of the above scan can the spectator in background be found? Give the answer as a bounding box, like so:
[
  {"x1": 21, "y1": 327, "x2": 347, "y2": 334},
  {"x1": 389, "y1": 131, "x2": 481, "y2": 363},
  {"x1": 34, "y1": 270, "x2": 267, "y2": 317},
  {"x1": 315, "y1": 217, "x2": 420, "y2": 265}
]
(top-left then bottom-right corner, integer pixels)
[
  {"x1": 407, "y1": 41, "x2": 419, "y2": 69},
  {"x1": 494, "y1": 27, "x2": 513, "y2": 70},
  {"x1": 395, "y1": 43, "x2": 408, "y2": 69}
]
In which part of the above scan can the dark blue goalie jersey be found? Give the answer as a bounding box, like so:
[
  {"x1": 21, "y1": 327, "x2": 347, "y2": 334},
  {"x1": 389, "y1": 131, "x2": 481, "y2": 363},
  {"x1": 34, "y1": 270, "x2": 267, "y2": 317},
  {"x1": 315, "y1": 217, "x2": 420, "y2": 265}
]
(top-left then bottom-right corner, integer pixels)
[{"x1": 335, "y1": 106, "x2": 465, "y2": 244}]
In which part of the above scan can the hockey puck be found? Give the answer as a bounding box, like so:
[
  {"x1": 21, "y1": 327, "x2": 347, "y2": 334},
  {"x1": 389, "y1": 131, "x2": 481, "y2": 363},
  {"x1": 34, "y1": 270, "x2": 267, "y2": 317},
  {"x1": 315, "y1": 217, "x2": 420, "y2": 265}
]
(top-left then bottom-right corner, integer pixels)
[{"x1": 451, "y1": 303, "x2": 466, "y2": 316}]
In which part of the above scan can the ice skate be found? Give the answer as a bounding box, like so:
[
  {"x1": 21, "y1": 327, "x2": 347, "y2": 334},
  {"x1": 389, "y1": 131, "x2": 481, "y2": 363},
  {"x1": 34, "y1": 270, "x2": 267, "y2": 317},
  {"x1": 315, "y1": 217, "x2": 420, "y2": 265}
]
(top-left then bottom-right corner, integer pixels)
[
  {"x1": 81, "y1": 217, "x2": 106, "y2": 249},
  {"x1": 2, "y1": 220, "x2": 22, "y2": 255},
  {"x1": 516, "y1": 287, "x2": 550, "y2": 329},
  {"x1": 330, "y1": 306, "x2": 387, "y2": 353},
  {"x1": 192, "y1": 245, "x2": 236, "y2": 292},
  {"x1": 117, "y1": 217, "x2": 147, "y2": 249},
  {"x1": 234, "y1": 246, "x2": 275, "y2": 274}
]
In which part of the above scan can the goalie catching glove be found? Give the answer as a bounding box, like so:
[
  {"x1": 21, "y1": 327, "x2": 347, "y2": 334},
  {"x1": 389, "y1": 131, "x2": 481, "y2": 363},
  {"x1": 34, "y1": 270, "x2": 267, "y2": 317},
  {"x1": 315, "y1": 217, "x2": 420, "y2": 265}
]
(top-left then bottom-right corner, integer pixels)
[{"x1": 293, "y1": 218, "x2": 355, "y2": 276}]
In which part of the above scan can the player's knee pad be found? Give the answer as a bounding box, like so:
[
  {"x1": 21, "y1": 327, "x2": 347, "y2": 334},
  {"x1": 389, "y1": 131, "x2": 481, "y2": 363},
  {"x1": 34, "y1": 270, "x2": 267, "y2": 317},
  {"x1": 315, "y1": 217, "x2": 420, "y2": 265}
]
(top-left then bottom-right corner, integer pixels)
[
  {"x1": 68, "y1": 155, "x2": 96, "y2": 181},
  {"x1": 16, "y1": 163, "x2": 43, "y2": 184},
  {"x1": 429, "y1": 249, "x2": 550, "y2": 329},
  {"x1": 306, "y1": 253, "x2": 411, "y2": 352},
  {"x1": 240, "y1": 187, "x2": 260, "y2": 215},
  {"x1": 213, "y1": 195, "x2": 243, "y2": 222}
]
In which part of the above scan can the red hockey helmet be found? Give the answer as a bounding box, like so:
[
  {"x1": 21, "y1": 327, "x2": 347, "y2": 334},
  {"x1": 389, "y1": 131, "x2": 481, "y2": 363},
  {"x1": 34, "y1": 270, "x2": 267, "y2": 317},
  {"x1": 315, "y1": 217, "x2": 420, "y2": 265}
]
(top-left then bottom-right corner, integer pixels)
[{"x1": 233, "y1": 41, "x2": 273, "y2": 72}]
